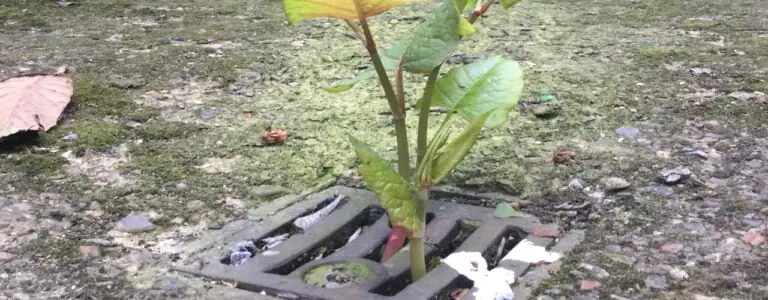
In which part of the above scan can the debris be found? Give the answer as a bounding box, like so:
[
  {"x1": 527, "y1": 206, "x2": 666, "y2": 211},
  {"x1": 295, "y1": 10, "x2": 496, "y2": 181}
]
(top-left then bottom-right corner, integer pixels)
[
  {"x1": 442, "y1": 251, "x2": 516, "y2": 300},
  {"x1": 261, "y1": 233, "x2": 290, "y2": 249},
  {"x1": 62, "y1": 133, "x2": 78, "y2": 141},
  {"x1": 579, "y1": 280, "x2": 600, "y2": 291},
  {"x1": 262, "y1": 127, "x2": 288, "y2": 145},
  {"x1": 347, "y1": 228, "x2": 363, "y2": 244},
  {"x1": 604, "y1": 177, "x2": 631, "y2": 191},
  {"x1": 727, "y1": 91, "x2": 766, "y2": 102},
  {"x1": 493, "y1": 202, "x2": 525, "y2": 218},
  {"x1": 501, "y1": 239, "x2": 563, "y2": 264},
  {"x1": 116, "y1": 214, "x2": 155, "y2": 233},
  {"x1": 229, "y1": 240, "x2": 256, "y2": 266},
  {"x1": 680, "y1": 148, "x2": 708, "y2": 159},
  {"x1": 552, "y1": 148, "x2": 571, "y2": 164},
  {"x1": 742, "y1": 233, "x2": 765, "y2": 246},
  {"x1": 644, "y1": 275, "x2": 669, "y2": 290},
  {"x1": 615, "y1": 126, "x2": 639, "y2": 140},
  {"x1": 660, "y1": 167, "x2": 692, "y2": 184},
  {"x1": 293, "y1": 194, "x2": 344, "y2": 231},
  {"x1": 689, "y1": 67, "x2": 712, "y2": 76},
  {"x1": 0, "y1": 73, "x2": 74, "y2": 139},
  {"x1": 200, "y1": 109, "x2": 216, "y2": 120},
  {"x1": 568, "y1": 179, "x2": 585, "y2": 191}
]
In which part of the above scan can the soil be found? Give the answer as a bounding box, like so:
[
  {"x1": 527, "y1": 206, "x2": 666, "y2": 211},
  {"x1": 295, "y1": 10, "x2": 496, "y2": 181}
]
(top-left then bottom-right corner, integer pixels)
[{"x1": 1, "y1": 0, "x2": 767, "y2": 299}]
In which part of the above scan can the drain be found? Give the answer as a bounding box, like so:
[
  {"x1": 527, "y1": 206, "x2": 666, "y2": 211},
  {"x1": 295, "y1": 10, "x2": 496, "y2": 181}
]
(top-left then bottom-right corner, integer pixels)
[{"x1": 175, "y1": 186, "x2": 583, "y2": 300}]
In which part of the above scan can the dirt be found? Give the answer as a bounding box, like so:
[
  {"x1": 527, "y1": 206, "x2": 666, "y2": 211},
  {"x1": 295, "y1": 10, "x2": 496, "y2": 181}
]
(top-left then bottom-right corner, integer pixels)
[{"x1": 0, "y1": 0, "x2": 767, "y2": 299}]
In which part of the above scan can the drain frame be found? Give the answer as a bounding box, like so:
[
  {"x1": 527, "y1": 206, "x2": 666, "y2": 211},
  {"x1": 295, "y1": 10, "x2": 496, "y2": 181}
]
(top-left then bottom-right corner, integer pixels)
[{"x1": 174, "y1": 186, "x2": 582, "y2": 300}]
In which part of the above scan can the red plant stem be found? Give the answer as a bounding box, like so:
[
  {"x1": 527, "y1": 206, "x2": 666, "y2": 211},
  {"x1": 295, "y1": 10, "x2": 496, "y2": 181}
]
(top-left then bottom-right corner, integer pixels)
[
  {"x1": 468, "y1": 0, "x2": 494, "y2": 23},
  {"x1": 381, "y1": 226, "x2": 409, "y2": 262}
]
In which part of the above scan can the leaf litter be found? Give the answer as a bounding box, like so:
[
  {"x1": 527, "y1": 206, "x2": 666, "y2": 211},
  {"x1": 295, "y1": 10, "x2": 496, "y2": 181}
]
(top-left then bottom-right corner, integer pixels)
[{"x1": 0, "y1": 73, "x2": 74, "y2": 139}]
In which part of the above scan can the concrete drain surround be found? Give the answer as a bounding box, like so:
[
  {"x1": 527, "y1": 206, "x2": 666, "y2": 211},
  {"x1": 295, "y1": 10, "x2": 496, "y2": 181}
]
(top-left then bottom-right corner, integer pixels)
[{"x1": 176, "y1": 186, "x2": 582, "y2": 300}]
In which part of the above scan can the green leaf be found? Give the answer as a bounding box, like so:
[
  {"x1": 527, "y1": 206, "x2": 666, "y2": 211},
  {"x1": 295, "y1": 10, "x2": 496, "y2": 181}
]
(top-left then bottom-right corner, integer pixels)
[
  {"x1": 464, "y1": 0, "x2": 478, "y2": 10},
  {"x1": 400, "y1": 0, "x2": 475, "y2": 74},
  {"x1": 284, "y1": 0, "x2": 416, "y2": 24},
  {"x1": 348, "y1": 135, "x2": 423, "y2": 232},
  {"x1": 428, "y1": 110, "x2": 492, "y2": 184},
  {"x1": 501, "y1": 0, "x2": 522, "y2": 9},
  {"x1": 428, "y1": 56, "x2": 524, "y2": 128},
  {"x1": 493, "y1": 202, "x2": 525, "y2": 218}
]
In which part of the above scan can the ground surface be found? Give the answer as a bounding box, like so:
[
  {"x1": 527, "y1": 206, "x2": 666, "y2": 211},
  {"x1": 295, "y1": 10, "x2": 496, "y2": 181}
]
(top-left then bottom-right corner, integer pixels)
[{"x1": 1, "y1": 0, "x2": 767, "y2": 299}]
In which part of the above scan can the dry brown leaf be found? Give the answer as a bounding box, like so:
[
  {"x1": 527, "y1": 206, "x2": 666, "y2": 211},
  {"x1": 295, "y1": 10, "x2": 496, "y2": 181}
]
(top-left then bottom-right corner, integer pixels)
[{"x1": 0, "y1": 74, "x2": 73, "y2": 138}]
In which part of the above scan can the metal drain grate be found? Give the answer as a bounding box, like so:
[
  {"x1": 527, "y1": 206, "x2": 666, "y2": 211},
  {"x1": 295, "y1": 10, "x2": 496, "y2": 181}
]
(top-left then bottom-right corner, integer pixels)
[{"x1": 175, "y1": 186, "x2": 583, "y2": 300}]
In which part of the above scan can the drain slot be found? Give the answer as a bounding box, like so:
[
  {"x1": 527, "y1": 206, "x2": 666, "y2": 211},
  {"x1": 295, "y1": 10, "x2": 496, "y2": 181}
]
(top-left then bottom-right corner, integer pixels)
[
  {"x1": 268, "y1": 206, "x2": 383, "y2": 275},
  {"x1": 370, "y1": 218, "x2": 478, "y2": 296}
]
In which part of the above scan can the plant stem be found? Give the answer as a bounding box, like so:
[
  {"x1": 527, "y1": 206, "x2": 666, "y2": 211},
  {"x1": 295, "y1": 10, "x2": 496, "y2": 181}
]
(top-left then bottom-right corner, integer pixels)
[
  {"x1": 357, "y1": 16, "x2": 411, "y2": 179},
  {"x1": 469, "y1": 0, "x2": 495, "y2": 23},
  {"x1": 416, "y1": 67, "x2": 440, "y2": 167},
  {"x1": 409, "y1": 188, "x2": 429, "y2": 281},
  {"x1": 417, "y1": 0, "x2": 494, "y2": 166}
]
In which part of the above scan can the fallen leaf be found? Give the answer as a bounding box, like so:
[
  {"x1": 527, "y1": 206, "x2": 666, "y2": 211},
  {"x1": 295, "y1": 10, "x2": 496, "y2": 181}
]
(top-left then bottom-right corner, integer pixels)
[
  {"x1": 0, "y1": 74, "x2": 74, "y2": 138},
  {"x1": 493, "y1": 202, "x2": 525, "y2": 218}
]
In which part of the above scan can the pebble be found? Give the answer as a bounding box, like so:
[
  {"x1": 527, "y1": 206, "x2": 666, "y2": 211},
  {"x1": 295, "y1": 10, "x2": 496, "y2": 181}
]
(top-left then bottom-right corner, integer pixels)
[
  {"x1": 642, "y1": 186, "x2": 675, "y2": 197},
  {"x1": 0, "y1": 252, "x2": 15, "y2": 261},
  {"x1": 616, "y1": 126, "x2": 639, "y2": 139},
  {"x1": 579, "y1": 280, "x2": 600, "y2": 292},
  {"x1": 660, "y1": 242, "x2": 684, "y2": 253},
  {"x1": 579, "y1": 263, "x2": 610, "y2": 279},
  {"x1": 116, "y1": 214, "x2": 155, "y2": 233},
  {"x1": 568, "y1": 179, "x2": 585, "y2": 191},
  {"x1": 742, "y1": 233, "x2": 765, "y2": 246},
  {"x1": 644, "y1": 275, "x2": 669, "y2": 290},
  {"x1": 151, "y1": 276, "x2": 188, "y2": 296},
  {"x1": 669, "y1": 267, "x2": 689, "y2": 280},
  {"x1": 79, "y1": 245, "x2": 102, "y2": 258},
  {"x1": 604, "y1": 177, "x2": 631, "y2": 191},
  {"x1": 186, "y1": 200, "x2": 206, "y2": 210}
]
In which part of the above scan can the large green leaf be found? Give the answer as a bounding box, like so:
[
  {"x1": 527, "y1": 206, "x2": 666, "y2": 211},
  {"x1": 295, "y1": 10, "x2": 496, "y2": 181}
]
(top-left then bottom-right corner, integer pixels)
[
  {"x1": 349, "y1": 136, "x2": 423, "y2": 232},
  {"x1": 428, "y1": 56, "x2": 523, "y2": 128},
  {"x1": 284, "y1": 0, "x2": 415, "y2": 24},
  {"x1": 429, "y1": 110, "x2": 492, "y2": 184},
  {"x1": 400, "y1": 0, "x2": 475, "y2": 73},
  {"x1": 501, "y1": 0, "x2": 523, "y2": 9}
]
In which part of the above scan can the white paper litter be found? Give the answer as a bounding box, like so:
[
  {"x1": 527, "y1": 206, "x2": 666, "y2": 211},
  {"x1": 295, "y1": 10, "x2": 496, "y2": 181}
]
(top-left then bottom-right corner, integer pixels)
[
  {"x1": 293, "y1": 194, "x2": 344, "y2": 231},
  {"x1": 501, "y1": 239, "x2": 563, "y2": 264},
  {"x1": 347, "y1": 227, "x2": 363, "y2": 244},
  {"x1": 442, "y1": 241, "x2": 563, "y2": 300},
  {"x1": 261, "y1": 233, "x2": 290, "y2": 249},
  {"x1": 442, "y1": 252, "x2": 515, "y2": 300}
]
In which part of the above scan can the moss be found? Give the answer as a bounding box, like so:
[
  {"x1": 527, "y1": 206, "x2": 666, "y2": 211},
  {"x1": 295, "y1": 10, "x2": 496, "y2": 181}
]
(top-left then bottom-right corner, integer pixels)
[
  {"x1": 681, "y1": 19, "x2": 721, "y2": 30},
  {"x1": 24, "y1": 234, "x2": 82, "y2": 263},
  {"x1": 4, "y1": 153, "x2": 67, "y2": 176}
]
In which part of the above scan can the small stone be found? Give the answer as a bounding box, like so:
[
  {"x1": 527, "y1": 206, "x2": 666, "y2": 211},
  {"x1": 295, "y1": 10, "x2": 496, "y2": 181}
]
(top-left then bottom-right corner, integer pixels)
[
  {"x1": 644, "y1": 275, "x2": 669, "y2": 290},
  {"x1": 0, "y1": 252, "x2": 14, "y2": 261},
  {"x1": 151, "y1": 276, "x2": 188, "y2": 296},
  {"x1": 660, "y1": 243, "x2": 684, "y2": 253},
  {"x1": 604, "y1": 177, "x2": 631, "y2": 191},
  {"x1": 79, "y1": 246, "x2": 102, "y2": 258},
  {"x1": 669, "y1": 267, "x2": 689, "y2": 280},
  {"x1": 690, "y1": 67, "x2": 712, "y2": 76},
  {"x1": 642, "y1": 186, "x2": 675, "y2": 197},
  {"x1": 616, "y1": 126, "x2": 639, "y2": 139},
  {"x1": 742, "y1": 233, "x2": 765, "y2": 246},
  {"x1": 116, "y1": 214, "x2": 155, "y2": 233},
  {"x1": 579, "y1": 280, "x2": 601, "y2": 291},
  {"x1": 579, "y1": 263, "x2": 610, "y2": 279},
  {"x1": 250, "y1": 185, "x2": 290, "y2": 199},
  {"x1": 186, "y1": 200, "x2": 205, "y2": 210},
  {"x1": 533, "y1": 105, "x2": 561, "y2": 118},
  {"x1": 568, "y1": 179, "x2": 585, "y2": 191},
  {"x1": 12, "y1": 293, "x2": 30, "y2": 300},
  {"x1": 693, "y1": 295, "x2": 721, "y2": 300}
]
